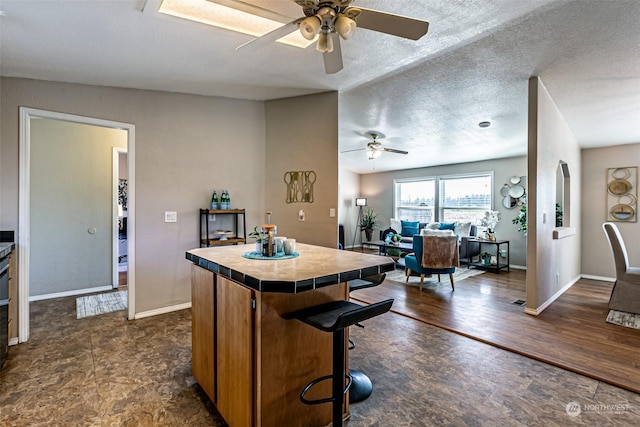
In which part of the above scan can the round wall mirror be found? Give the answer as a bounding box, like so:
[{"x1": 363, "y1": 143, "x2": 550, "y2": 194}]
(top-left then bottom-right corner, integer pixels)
[
  {"x1": 509, "y1": 184, "x2": 525, "y2": 198},
  {"x1": 503, "y1": 196, "x2": 517, "y2": 208}
]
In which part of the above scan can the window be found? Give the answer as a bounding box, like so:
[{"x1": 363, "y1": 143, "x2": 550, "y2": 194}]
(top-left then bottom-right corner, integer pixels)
[
  {"x1": 394, "y1": 178, "x2": 436, "y2": 222},
  {"x1": 394, "y1": 173, "x2": 493, "y2": 224},
  {"x1": 439, "y1": 174, "x2": 492, "y2": 223}
]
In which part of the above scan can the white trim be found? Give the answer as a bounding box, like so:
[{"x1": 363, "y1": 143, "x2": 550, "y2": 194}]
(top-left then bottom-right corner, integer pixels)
[
  {"x1": 134, "y1": 302, "x2": 191, "y2": 319},
  {"x1": 29, "y1": 285, "x2": 114, "y2": 302},
  {"x1": 18, "y1": 107, "x2": 136, "y2": 343},
  {"x1": 581, "y1": 274, "x2": 615, "y2": 282},
  {"x1": 509, "y1": 264, "x2": 527, "y2": 270},
  {"x1": 112, "y1": 147, "x2": 127, "y2": 289},
  {"x1": 8, "y1": 338, "x2": 19, "y2": 346},
  {"x1": 524, "y1": 274, "x2": 580, "y2": 315},
  {"x1": 552, "y1": 226, "x2": 576, "y2": 239}
]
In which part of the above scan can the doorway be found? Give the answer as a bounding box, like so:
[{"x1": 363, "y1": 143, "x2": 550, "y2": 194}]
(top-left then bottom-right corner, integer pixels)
[{"x1": 18, "y1": 107, "x2": 136, "y2": 343}]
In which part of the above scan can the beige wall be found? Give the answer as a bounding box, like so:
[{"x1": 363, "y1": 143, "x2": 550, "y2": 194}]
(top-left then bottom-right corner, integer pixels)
[
  {"x1": 1, "y1": 77, "x2": 268, "y2": 313},
  {"x1": 264, "y1": 92, "x2": 339, "y2": 248},
  {"x1": 527, "y1": 77, "x2": 582, "y2": 312},
  {"x1": 359, "y1": 156, "x2": 528, "y2": 266},
  {"x1": 582, "y1": 142, "x2": 640, "y2": 279},
  {"x1": 30, "y1": 119, "x2": 127, "y2": 296}
]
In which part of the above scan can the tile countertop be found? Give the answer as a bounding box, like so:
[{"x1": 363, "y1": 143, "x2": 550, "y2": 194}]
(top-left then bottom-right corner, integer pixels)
[
  {"x1": 186, "y1": 243, "x2": 395, "y2": 293},
  {"x1": 0, "y1": 243, "x2": 15, "y2": 259}
]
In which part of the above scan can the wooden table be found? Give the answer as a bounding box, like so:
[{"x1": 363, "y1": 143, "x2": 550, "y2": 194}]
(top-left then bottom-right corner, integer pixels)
[{"x1": 186, "y1": 243, "x2": 394, "y2": 427}]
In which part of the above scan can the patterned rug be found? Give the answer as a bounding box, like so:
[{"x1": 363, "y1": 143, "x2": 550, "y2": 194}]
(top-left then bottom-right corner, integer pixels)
[
  {"x1": 606, "y1": 310, "x2": 640, "y2": 329},
  {"x1": 76, "y1": 290, "x2": 127, "y2": 319},
  {"x1": 385, "y1": 266, "x2": 485, "y2": 288}
]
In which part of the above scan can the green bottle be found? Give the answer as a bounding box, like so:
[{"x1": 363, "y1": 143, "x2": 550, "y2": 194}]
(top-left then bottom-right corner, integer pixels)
[{"x1": 211, "y1": 190, "x2": 218, "y2": 210}]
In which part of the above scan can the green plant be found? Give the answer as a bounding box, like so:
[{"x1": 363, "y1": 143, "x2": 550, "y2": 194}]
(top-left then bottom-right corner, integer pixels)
[
  {"x1": 359, "y1": 207, "x2": 381, "y2": 231},
  {"x1": 480, "y1": 252, "x2": 492, "y2": 261},
  {"x1": 556, "y1": 203, "x2": 563, "y2": 227},
  {"x1": 512, "y1": 204, "x2": 527, "y2": 233},
  {"x1": 248, "y1": 226, "x2": 263, "y2": 242}
]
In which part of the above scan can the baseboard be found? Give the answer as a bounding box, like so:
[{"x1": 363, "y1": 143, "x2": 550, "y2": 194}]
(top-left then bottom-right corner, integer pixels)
[
  {"x1": 581, "y1": 274, "x2": 615, "y2": 282},
  {"x1": 509, "y1": 264, "x2": 527, "y2": 270},
  {"x1": 134, "y1": 302, "x2": 191, "y2": 319},
  {"x1": 29, "y1": 285, "x2": 114, "y2": 302},
  {"x1": 8, "y1": 337, "x2": 19, "y2": 346},
  {"x1": 524, "y1": 274, "x2": 581, "y2": 316}
]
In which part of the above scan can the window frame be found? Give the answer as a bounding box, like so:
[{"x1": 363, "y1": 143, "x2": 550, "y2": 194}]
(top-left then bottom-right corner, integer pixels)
[{"x1": 393, "y1": 172, "x2": 494, "y2": 224}]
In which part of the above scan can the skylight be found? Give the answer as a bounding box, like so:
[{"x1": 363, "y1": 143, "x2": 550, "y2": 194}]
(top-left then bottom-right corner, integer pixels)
[{"x1": 159, "y1": 0, "x2": 314, "y2": 49}]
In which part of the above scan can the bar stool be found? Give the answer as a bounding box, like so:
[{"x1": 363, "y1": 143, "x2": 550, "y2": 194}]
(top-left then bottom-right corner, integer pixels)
[
  {"x1": 347, "y1": 274, "x2": 387, "y2": 403},
  {"x1": 287, "y1": 294, "x2": 393, "y2": 427}
]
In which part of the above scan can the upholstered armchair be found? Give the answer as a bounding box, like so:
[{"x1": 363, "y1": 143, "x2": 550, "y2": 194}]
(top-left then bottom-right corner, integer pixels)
[
  {"x1": 404, "y1": 234, "x2": 458, "y2": 291},
  {"x1": 602, "y1": 222, "x2": 640, "y2": 314}
]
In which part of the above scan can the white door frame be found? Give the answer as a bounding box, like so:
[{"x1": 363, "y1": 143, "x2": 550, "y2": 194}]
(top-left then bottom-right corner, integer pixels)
[
  {"x1": 18, "y1": 107, "x2": 136, "y2": 342},
  {"x1": 113, "y1": 147, "x2": 128, "y2": 289}
]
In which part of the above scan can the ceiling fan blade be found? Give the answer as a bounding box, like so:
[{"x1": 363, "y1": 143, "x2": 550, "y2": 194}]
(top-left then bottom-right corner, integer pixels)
[
  {"x1": 340, "y1": 147, "x2": 366, "y2": 153},
  {"x1": 355, "y1": 7, "x2": 429, "y2": 40},
  {"x1": 383, "y1": 148, "x2": 409, "y2": 155},
  {"x1": 236, "y1": 18, "x2": 303, "y2": 52},
  {"x1": 323, "y1": 33, "x2": 343, "y2": 74}
]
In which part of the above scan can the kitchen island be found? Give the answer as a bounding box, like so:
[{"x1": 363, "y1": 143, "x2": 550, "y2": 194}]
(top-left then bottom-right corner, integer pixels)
[{"x1": 186, "y1": 243, "x2": 394, "y2": 427}]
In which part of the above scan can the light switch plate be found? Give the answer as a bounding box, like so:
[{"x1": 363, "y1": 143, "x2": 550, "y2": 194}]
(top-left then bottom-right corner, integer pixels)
[
  {"x1": 165, "y1": 211, "x2": 177, "y2": 223},
  {"x1": 329, "y1": 208, "x2": 336, "y2": 217}
]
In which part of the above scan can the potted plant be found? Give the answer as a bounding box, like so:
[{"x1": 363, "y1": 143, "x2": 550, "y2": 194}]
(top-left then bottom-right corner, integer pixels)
[
  {"x1": 248, "y1": 226, "x2": 263, "y2": 253},
  {"x1": 480, "y1": 252, "x2": 492, "y2": 265},
  {"x1": 359, "y1": 208, "x2": 381, "y2": 242}
]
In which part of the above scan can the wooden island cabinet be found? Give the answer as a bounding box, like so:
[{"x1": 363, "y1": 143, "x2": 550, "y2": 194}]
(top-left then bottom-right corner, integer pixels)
[{"x1": 186, "y1": 243, "x2": 394, "y2": 427}]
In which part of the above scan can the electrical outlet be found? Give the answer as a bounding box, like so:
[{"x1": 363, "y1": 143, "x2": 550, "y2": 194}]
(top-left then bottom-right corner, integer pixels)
[
  {"x1": 298, "y1": 210, "x2": 305, "y2": 221},
  {"x1": 165, "y1": 211, "x2": 177, "y2": 223}
]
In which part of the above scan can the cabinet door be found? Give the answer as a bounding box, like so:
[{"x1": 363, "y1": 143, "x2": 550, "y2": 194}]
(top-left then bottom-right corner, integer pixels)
[
  {"x1": 191, "y1": 265, "x2": 215, "y2": 402},
  {"x1": 216, "y1": 276, "x2": 254, "y2": 427}
]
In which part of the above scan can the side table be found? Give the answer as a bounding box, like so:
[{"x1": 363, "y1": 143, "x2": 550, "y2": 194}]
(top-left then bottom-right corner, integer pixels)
[{"x1": 466, "y1": 239, "x2": 510, "y2": 273}]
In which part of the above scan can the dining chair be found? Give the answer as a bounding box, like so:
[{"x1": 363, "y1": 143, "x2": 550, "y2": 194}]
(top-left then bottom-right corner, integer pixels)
[{"x1": 602, "y1": 222, "x2": 640, "y2": 314}]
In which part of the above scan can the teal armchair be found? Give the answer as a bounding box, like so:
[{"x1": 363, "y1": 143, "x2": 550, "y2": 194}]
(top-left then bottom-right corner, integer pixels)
[{"x1": 404, "y1": 234, "x2": 456, "y2": 291}]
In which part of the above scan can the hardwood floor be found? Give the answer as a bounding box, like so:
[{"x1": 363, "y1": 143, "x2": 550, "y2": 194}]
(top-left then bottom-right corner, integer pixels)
[{"x1": 351, "y1": 268, "x2": 640, "y2": 394}]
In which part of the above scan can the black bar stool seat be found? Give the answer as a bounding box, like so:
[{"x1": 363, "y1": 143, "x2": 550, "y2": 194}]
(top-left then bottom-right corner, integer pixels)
[{"x1": 287, "y1": 294, "x2": 393, "y2": 427}]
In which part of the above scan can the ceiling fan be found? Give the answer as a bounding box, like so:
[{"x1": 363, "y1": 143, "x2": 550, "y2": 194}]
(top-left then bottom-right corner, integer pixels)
[
  {"x1": 236, "y1": 0, "x2": 429, "y2": 74},
  {"x1": 342, "y1": 132, "x2": 408, "y2": 159}
]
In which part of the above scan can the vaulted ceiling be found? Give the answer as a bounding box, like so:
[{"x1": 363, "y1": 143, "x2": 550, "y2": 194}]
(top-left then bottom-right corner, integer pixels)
[{"x1": 1, "y1": 0, "x2": 639, "y2": 174}]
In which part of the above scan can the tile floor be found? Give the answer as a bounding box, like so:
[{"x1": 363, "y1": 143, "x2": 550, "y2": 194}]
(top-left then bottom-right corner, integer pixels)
[{"x1": 1, "y1": 295, "x2": 640, "y2": 426}]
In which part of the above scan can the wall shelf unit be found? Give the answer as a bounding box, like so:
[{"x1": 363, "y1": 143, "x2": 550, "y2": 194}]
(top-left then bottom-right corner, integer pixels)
[{"x1": 200, "y1": 209, "x2": 246, "y2": 247}]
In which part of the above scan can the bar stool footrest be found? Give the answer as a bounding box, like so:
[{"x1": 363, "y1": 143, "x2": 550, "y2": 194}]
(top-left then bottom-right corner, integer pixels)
[{"x1": 300, "y1": 373, "x2": 353, "y2": 405}]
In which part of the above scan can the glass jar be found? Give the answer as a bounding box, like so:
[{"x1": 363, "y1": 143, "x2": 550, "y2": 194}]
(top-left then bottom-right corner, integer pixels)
[{"x1": 260, "y1": 224, "x2": 277, "y2": 257}]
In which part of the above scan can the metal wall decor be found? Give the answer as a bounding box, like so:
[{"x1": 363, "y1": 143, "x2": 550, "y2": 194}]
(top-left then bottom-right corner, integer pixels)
[
  {"x1": 284, "y1": 171, "x2": 316, "y2": 203},
  {"x1": 607, "y1": 167, "x2": 637, "y2": 222},
  {"x1": 500, "y1": 176, "x2": 526, "y2": 209}
]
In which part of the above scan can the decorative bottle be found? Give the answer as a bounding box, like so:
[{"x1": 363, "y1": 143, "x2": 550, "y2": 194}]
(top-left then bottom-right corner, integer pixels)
[
  {"x1": 211, "y1": 190, "x2": 218, "y2": 210},
  {"x1": 226, "y1": 190, "x2": 231, "y2": 210},
  {"x1": 221, "y1": 190, "x2": 227, "y2": 210}
]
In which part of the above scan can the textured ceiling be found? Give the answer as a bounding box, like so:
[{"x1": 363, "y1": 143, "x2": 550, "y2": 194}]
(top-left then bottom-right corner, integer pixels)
[{"x1": 1, "y1": 0, "x2": 639, "y2": 174}]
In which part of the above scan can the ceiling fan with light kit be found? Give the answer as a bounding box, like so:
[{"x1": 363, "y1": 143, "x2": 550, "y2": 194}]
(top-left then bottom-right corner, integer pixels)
[
  {"x1": 342, "y1": 132, "x2": 408, "y2": 159},
  {"x1": 236, "y1": 0, "x2": 430, "y2": 74}
]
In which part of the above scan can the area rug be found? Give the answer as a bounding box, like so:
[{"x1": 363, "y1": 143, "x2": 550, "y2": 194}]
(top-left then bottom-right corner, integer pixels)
[
  {"x1": 606, "y1": 309, "x2": 640, "y2": 329},
  {"x1": 384, "y1": 266, "x2": 485, "y2": 288},
  {"x1": 76, "y1": 290, "x2": 127, "y2": 319}
]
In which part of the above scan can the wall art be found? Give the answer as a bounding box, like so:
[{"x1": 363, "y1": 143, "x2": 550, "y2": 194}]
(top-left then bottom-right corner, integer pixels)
[
  {"x1": 284, "y1": 171, "x2": 316, "y2": 203},
  {"x1": 606, "y1": 167, "x2": 637, "y2": 222}
]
